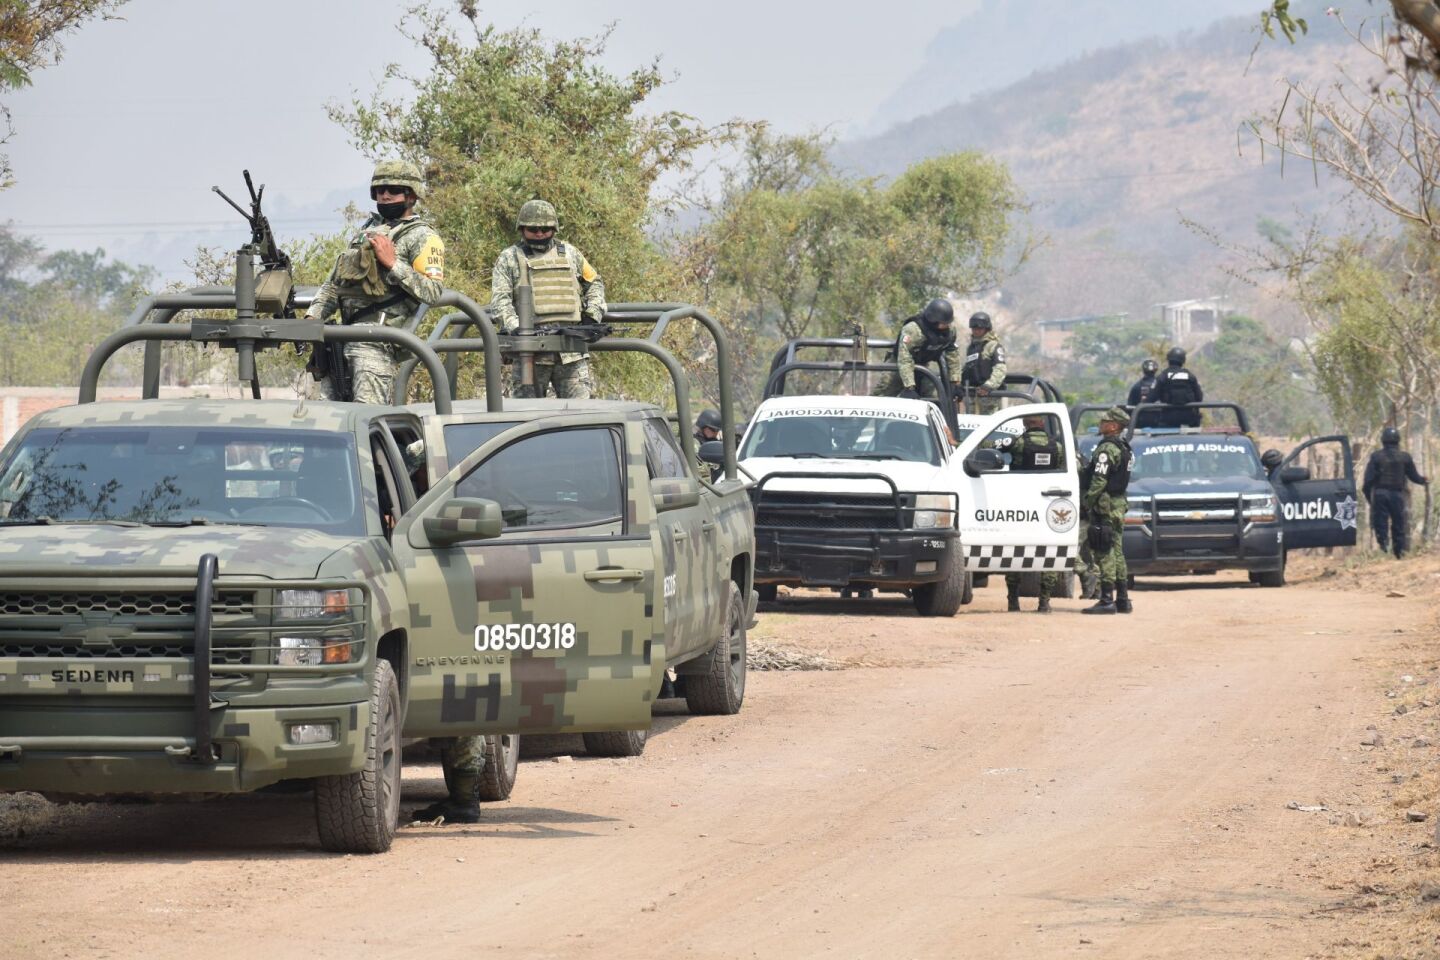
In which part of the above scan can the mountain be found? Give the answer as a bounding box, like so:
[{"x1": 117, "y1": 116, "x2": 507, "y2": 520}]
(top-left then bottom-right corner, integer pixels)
[
  {"x1": 863, "y1": 0, "x2": 1270, "y2": 134},
  {"x1": 839, "y1": 8, "x2": 1365, "y2": 340}
]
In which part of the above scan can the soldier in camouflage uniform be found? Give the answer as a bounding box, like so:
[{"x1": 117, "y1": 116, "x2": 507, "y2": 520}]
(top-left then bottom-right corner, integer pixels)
[
  {"x1": 491, "y1": 200, "x2": 607, "y2": 398},
  {"x1": 305, "y1": 160, "x2": 446, "y2": 404},
  {"x1": 1000, "y1": 413, "x2": 1063, "y2": 613},
  {"x1": 960, "y1": 311, "x2": 1007, "y2": 414},
  {"x1": 1082, "y1": 406, "x2": 1134, "y2": 615},
  {"x1": 873, "y1": 299, "x2": 962, "y2": 399}
]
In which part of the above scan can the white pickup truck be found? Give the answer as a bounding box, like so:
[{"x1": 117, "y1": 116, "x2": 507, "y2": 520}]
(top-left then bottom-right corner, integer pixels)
[{"x1": 739, "y1": 395, "x2": 1081, "y2": 615}]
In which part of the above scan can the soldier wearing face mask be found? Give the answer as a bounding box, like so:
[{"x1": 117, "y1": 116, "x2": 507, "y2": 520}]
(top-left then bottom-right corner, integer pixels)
[{"x1": 304, "y1": 159, "x2": 446, "y2": 403}]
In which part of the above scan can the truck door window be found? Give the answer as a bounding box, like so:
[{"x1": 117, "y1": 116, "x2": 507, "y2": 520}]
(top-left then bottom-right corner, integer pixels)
[
  {"x1": 985, "y1": 414, "x2": 1065, "y2": 472},
  {"x1": 370, "y1": 434, "x2": 404, "y2": 537},
  {"x1": 642, "y1": 417, "x2": 688, "y2": 479},
  {"x1": 456, "y1": 427, "x2": 625, "y2": 534}
]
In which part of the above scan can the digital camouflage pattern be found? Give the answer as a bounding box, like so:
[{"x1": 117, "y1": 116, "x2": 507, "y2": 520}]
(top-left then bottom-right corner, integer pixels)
[
  {"x1": 1085, "y1": 435, "x2": 1129, "y2": 587},
  {"x1": 490, "y1": 241, "x2": 605, "y2": 366},
  {"x1": 0, "y1": 390, "x2": 755, "y2": 798},
  {"x1": 872, "y1": 318, "x2": 962, "y2": 397}
]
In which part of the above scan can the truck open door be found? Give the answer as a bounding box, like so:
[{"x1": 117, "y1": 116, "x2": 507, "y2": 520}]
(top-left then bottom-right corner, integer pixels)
[
  {"x1": 393, "y1": 414, "x2": 665, "y2": 739},
  {"x1": 1275, "y1": 435, "x2": 1359, "y2": 550},
  {"x1": 953, "y1": 402, "x2": 1082, "y2": 577}
]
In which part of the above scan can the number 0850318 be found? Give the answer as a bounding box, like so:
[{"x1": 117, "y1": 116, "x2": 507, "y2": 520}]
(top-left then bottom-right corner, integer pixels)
[{"x1": 473, "y1": 622, "x2": 577, "y2": 652}]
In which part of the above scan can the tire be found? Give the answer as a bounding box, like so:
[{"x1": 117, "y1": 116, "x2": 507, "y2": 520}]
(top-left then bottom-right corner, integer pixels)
[
  {"x1": 477, "y1": 734, "x2": 520, "y2": 801},
  {"x1": 314, "y1": 659, "x2": 401, "y2": 854},
  {"x1": 1255, "y1": 552, "x2": 1286, "y2": 588},
  {"x1": 960, "y1": 569, "x2": 975, "y2": 606},
  {"x1": 685, "y1": 581, "x2": 747, "y2": 715},
  {"x1": 912, "y1": 549, "x2": 964, "y2": 617},
  {"x1": 973, "y1": 574, "x2": 990, "y2": 589},
  {"x1": 582, "y1": 728, "x2": 648, "y2": 757},
  {"x1": 1017, "y1": 572, "x2": 1042, "y2": 598},
  {"x1": 755, "y1": 583, "x2": 778, "y2": 603}
]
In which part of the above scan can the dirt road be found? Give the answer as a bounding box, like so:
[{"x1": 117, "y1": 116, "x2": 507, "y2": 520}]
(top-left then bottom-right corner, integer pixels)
[{"x1": 2, "y1": 570, "x2": 1436, "y2": 960}]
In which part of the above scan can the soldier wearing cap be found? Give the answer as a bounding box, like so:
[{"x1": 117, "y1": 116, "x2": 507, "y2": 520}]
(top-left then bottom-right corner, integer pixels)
[
  {"x1": 491, "y1": 199, "x2": 607, "y2": 398},
  {"x1": 960, "y1": 311, "x2": 1007, "y2": 413},
  {"x1": 1082, "y1": 406, "x2": 1135, "y2": 615},
  {"x1": 305, "y1": 159, "x2": 446, "y2": 404}
]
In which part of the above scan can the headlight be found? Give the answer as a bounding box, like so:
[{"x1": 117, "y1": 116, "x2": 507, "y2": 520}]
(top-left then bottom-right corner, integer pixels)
[
  {"x1": 276, "y1": 589, "x2": 349, "y2": 619},
  {"x1": 912, "y1": 494, "x2": 957, "y2": 529},
  {"x1": 1243, "y1": 495, "x2": 1277, "y2": 522},
  {"x1": 277, "y1": 636, "x2": 354, "y2": 665}
]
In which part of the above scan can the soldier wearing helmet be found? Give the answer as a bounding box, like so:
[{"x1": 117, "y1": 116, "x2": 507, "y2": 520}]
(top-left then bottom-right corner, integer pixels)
[
  {"x1": 1149, "y1": 346, "x2": 1203, "y2": 428},
  {"x1": 1362, "y1": 425, "x2": 1429, "y2": 558},
  {"x1": 1127, "y1": 358, "x2": 1159, "y2": 407},
  {"x1": 304, "y1": 159, "x2": 446, "y2": 404},
  {"x1": 490, "y1": 199, "x2": 607, "y2": 398},
  {"x1": 873, "y1": 298, "x2": 962, "y2": 400},
  {"x1": 960, "y1": 311, "x2": 1007, "y2": 413},
  {"x1": 1260, "y1": 448, "x2": 1284, "y2": 480},
  {"x1": 1081, "y1": 406, "x2": 1135, "y2": 615},
  {"x1": 693, "y1": 408, "x2": 724, "y2": 480}
]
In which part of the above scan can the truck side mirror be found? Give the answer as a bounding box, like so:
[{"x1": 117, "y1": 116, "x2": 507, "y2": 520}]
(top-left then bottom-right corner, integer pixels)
[
  {"x1": 964, "y1": 448, "x2": 1005, "y2": 476},
  {"x1": 698, "y1": 440, "x2": 724, "y2": 465},
  {"x1": 423, "y1": 497, "x2": 504, "y2": 546},
  {"x1": 1277, "y1": 465, "x2": 1310, "y2": 484},
  {"x1": 652, "y1": 476, "x2": 700, "y2": 512}
]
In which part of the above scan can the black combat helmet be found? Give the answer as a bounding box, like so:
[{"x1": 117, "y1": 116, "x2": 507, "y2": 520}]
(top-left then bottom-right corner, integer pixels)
[
  {"x1": 920, "y1": 298, "x2": 955, "y2": 332},
  {"x1": 1381, "y1": 426, "x2": 1401, "y2": 446},
  {"x1": 696, "y1": 408, "x2": 722, "y2": 433},
  {"x1": 967, "y1": 310, "x2": 993, "y2": 331},
  {"x1": 1141, "y1": 359, "x2": 1158, "y2": 376},
  {"x1": 1166, "y1": 346, "x2": 1186, "y2": 366},
  {"x1": 1260, "y1": 449, "x2": 1283, "y2": 470}
]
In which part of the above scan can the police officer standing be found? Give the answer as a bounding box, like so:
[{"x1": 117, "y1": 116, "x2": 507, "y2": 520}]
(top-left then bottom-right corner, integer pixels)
[
  {"x1": 1082, "y1": 406, "x2": 1135, "y2": 614},
  {"x1": 874, "y1": 299, "x2": 961, "y2": 400},
  {"x1": 1363, "y1": 426, "x2": 1429, "y2": 558},
  {"x1": 1127, "y1": 359, "x2": 1159, "y2": 406},
  {"x1": 1151, "y1": 347, "x2": 1203, "y2": 428},
  {"x1": 961, "y1": 311, "x2": 1007, "y2": 413},
  {"x1": 491, "y1": 200, "x2": 607, "y2": 399},
  {"x1": 305, "y1": 160, "x2": 446, "y2": 403},
  {"x1": 1002, "y1": 412, "x2": 1063, "y2": 613}
]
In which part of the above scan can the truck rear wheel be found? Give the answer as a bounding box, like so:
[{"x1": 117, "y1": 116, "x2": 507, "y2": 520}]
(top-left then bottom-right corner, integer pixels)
[
  {"x1": 913, "y1": 549, "x2": 964, "y2": 617},
  {"x1": 755, "y1": 584, "x2": 778, "y2": 603},
  {"x1": 960, "y1": 570, "x2": 975, "y2": 606},
  {"x1": 314, "y1": 659, "x2": 401, "y2": 854},
  {"x1": 582, "y1": 729, "x2": 648, "y2": 757},
  {"x1": 477, "y1": 734, "x2": 520, "y2": 800},
  {"x1": 685, "y1": 581, "x2": 747, "y2": 715}
]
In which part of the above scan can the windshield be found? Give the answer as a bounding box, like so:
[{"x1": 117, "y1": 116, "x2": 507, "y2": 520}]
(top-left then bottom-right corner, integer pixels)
[
  {"x1": 0, "y1": 426, "x2": 365, "y2": 535},
  {"x1": 740, "y1": 409, "x2": 940, "y2": 465},
  {"x1": 1132, "y1": 439, "x2": 1261, "y2": 480}
]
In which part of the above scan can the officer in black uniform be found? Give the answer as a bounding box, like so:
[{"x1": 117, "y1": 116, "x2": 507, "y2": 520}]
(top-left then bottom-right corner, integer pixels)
[
  {"x1": 1150, "y1": 347, "x2": 1203, "y2": 428},
  {"x1": 1362, "y1": 426, "x2": 1429, "y2": 557},
  {"x1": 1127, "y1": 359, "x2": 1159, "y2": 406},
  {"x1": 1260, "y1": 448, "x2": 1284, "y2": 481}
]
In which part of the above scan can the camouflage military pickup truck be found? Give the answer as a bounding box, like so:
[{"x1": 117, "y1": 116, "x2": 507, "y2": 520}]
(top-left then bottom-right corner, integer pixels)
[{"x1": 0, "y1": 278, "x2": 753, "y2": 853}]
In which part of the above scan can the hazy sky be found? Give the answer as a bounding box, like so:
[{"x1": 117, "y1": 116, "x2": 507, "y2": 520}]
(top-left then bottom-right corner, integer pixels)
[{"x1": 3, "y1": 0, "x2": 979, "y2": 273}]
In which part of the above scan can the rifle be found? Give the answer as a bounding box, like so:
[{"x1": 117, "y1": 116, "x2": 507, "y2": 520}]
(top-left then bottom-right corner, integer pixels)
[{"x1": 213, "y1": 170, "x2": 294, "y2": 315}]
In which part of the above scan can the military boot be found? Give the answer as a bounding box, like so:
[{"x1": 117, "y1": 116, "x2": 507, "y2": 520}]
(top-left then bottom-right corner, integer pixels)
[
  {"x1": 1114, "y1": 581, "x2": 1132, "y2": 614},
  {"x1": 411, "y1": 797, "x2": 481, "y2": 824},
  {"x1": 1036, "y1": 595, "x2": 1052, "y2": 614},
  {"x1": 1082, "y1": 584, "x2": 1116, "y2": 615}
]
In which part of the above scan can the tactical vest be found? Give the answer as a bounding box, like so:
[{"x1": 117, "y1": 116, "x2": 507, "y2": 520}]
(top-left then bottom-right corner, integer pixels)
[
  {"x1": 1373, "y1": 447, "x2": 1409, "y2": 490},
  {"x1": 1015, "y1": 430, "x2": 1059, "y2": 471},
  {"x1": 1133, "y1": 376, "x2": 1156, "y2": 403},
  {"x1": 896, "y1": 319, "x2": 955, "y2": 367},
  {"x1": 962, "y1": 337, "x2": 995, "y2": 387},
  {"x1": 519, "y1": 241, "x2": 582, "y2": 325},
  {"x1": 333, "y1": 218, "x2": 429, "y2": 319},
  {"x1": 1157, "y1": 368, "x2": 1200, "y2": 405},
  {"x1": 1084, "y1": 438, "x2": 1133, "y2": 496}
]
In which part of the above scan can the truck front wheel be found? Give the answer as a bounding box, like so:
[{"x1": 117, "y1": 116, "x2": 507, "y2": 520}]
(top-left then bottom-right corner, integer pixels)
[
  {"x1": 913, "y1": 549, "x2": 964, "y2": 617},
  {"x1": 314, "y1": 659, "x2": 401, "y2": 853},
  {"x1": 685, "y1": 581, "x2": 747, "y2": 715}
]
